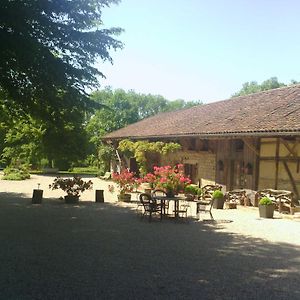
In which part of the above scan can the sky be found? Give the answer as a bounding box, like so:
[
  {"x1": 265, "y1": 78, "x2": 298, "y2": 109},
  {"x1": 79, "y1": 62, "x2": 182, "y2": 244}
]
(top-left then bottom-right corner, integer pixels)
[{"x1": 98, "y1": 0, "x2": 300, "y2": 103}]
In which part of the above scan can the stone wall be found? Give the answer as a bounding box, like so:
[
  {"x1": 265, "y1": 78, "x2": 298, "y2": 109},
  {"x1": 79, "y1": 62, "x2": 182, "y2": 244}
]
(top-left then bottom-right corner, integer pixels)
[{"x1": 161, "y1": 150, "x2": 216, "y2": 185}]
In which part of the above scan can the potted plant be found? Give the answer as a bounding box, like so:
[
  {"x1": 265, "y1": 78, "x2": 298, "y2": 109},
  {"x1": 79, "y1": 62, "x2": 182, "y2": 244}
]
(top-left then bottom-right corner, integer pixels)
[
  {"x1": 184, "y1": 185, "x2": 201, "y2": 200},
  {"x1": 112, "y1": 169, "x2": 136, "y2": 202},
  {"x1": 212, "y1": 190, "x2": 225, "y2": 209},
  {"x1": 258, "y1": 197, "x2": 275, "y2": 218},
  {"x1": 151, "y1": 164, "x2": 191, "y2": 197},
  {"x1": 49, "y1": 176, "x2": 93, "y2": 204}
]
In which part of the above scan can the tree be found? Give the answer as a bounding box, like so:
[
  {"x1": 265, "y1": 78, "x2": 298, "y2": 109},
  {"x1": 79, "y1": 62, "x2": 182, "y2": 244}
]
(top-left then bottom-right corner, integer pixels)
[
  {"x1": 232, "y1": 77, "x2": 299, "y2": 97},
  {"x1": 0, "y1": 0, "x2": 123, "y2": 120}
]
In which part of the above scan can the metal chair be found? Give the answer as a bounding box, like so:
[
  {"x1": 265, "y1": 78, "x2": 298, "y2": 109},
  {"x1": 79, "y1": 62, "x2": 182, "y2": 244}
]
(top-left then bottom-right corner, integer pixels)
[
  {"x1": 174, "y1": 199, "x2": 190, "y2": 219},
  {"x1": 196, "y1": 198, "x2": 214, "y2": 220},
  {"x1": 139, "y1": 193, "x2": 162, "y2": 222}
]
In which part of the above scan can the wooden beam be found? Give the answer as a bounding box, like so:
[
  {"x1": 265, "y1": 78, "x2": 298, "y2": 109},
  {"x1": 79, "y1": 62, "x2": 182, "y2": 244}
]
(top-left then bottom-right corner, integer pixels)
[
  {"x1": 259, "y1": 157, "x2": 300, "y2": 161},
  {"x1": 281, "y1": 138, "x2": 298, "y2": 158},
  {"x1": 283, "y1": 161, "x2": 299, "y2": 199},
  {"x1": 275, "y1": 138, "x2": 280, "y2": 189},
  {"x1": 243, "y1": 138, "x2": 260, "y2": 156}
]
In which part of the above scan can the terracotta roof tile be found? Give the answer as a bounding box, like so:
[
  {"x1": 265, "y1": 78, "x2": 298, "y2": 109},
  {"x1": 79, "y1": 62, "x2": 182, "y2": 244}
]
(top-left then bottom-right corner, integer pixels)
[{"x1": 104, "y1": 84, "x2": 300, "y2": 139}]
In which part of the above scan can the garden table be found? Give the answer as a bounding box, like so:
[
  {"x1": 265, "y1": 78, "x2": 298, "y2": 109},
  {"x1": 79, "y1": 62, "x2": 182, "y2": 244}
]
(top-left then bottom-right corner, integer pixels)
[{"x1": 154, "y1": 195, "x2": 189, "y2": 220}]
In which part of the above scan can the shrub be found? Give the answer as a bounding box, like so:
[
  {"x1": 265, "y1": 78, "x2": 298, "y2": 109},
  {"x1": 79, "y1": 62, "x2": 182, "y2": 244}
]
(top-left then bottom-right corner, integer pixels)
[
  {"x1": 212, "y1": 190, "x2": 224, "y2": 199},
  {"x1": 184, "y1": 185, "x2": 200, "y2": 195},
  {"x1": 2, "y1": 165, "x2": 30, "y2": 180},
  {"x1": 112, "y1": 169, "x2": 136, "y2": 195},
  {"x1": 143, "y1": 164, "x2": 191, "y2": 194},
  {"x1": 49, "y1": 176, "x2": 93, "y2": 197},
  {"x1": 69, "y1": 166, "x2": 99, "y2": 174},
  {"x1": 259, "y1": 197, "x2": 273, "y2": 206}
]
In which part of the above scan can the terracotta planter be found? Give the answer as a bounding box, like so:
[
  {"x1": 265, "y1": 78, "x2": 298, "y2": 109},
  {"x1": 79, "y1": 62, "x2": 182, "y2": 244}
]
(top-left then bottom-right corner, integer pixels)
[
  {"x1": 117, "y1": 193, "x2": 131, "y2": 202},
  {"x1": 213, "y1": 197, "x2": 225, "y2": 209},
  {"x1": 259, "y1": 204, "x2": 275, "y2": 218},
  {"x1": 64, "y1": 195, "x2": 80, "y2": 204}
]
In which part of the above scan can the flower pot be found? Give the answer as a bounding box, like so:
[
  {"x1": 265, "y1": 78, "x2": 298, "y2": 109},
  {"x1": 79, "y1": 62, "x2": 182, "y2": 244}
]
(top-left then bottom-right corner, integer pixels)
[
  {"x1": 184, "y1": 194, "x2": 195, "y2": 201},
  {"x1": 117, "y1": 193, "x2": 131, "y2": 202},
  {"x1": 213, "y1": 197, "x2": 225, "y2": 209},
  {"x1": 259, "y1": 204, "x2": 275, "y2": 218},
  {"x1": 166, "y1": 190, "x2": 176, "y2": 198},
  {"x1": 64, "y1": 195, "x2": 80, "y2": 204}
]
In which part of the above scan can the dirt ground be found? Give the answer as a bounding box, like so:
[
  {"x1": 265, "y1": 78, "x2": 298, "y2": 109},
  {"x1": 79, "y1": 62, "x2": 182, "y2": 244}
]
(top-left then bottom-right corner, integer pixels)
[{"x1": 0, "y1": 175, "x2": 300, "y2": 299}]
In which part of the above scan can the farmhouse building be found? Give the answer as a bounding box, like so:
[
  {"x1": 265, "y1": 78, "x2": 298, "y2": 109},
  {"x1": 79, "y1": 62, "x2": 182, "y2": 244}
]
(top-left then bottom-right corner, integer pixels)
[{"x1": 104, "y1": 85, "x2": 300, "y2": 199}]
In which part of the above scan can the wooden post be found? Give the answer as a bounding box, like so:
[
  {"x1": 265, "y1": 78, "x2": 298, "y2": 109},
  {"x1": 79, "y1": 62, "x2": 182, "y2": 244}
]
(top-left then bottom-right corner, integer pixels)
[
  {"x1": 283, "y1": 161, "x2": 299, "y2": 200},
  {"x1": 95, "y1": 190, "x2": 104, "y2": 203},
  {"x1": 275, "y1": 138, "x2": 280, "y2": 190},
  {"x1": 32, "y1": 189, "x2": 43, "y2": 204}
]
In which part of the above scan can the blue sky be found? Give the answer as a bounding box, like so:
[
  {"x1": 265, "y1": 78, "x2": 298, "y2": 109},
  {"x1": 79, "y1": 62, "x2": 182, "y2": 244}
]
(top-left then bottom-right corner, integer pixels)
[{"x1": 99, "y1": 0, "x2": 300, "y2": 103}]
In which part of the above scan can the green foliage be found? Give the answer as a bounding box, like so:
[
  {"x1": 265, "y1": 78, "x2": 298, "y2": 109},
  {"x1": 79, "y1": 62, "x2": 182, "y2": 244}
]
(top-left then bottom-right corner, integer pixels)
[
  {"x1": 1, "y1": 116, "x2": 45, "y2": 167},
  {"x1": 85, "y1": 89, "x2": 201, "y2": 173},
  {"x1": 49, "y1": 176, "x2": 93, "y2": 197},
  {"x1": 232, "y1": 77, "x2": 299, "y2": 97},
  {"x1": 68, "y1": 167, "x2": 99, "y2": 175},
  {"x1": 89, "y1": 89, "x2": 202, "y2": 134},
  {"x1": 259, "y1": 197, "x2": 273, "y2": 206},
  {"x1": 118, "y1": 139, "x2": 181, "y2": 175},
  {"x1": 2, "y1": 165, "x2": 30, "y2": 180},
  {"x1": 212, "y1": 190, "x2": 224, "y2": 199},
  {"x1": 184, "y1": 184, "x2": 200, "y2": 195},
  {"x1": 0, "y1": 0, "x2": 123, "y2": 120}
]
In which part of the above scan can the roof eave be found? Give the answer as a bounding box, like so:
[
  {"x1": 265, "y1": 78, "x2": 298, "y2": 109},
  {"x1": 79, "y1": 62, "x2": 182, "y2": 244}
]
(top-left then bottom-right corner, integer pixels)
[{"x1": 102, "y1": 129, "x2": 300, "y2": 141}]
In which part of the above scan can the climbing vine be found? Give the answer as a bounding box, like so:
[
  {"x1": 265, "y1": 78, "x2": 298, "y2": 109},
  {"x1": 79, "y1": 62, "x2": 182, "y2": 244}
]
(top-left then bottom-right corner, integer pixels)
[{"x1": 118, "y1": 139, "x2": 181, "y2": 175}]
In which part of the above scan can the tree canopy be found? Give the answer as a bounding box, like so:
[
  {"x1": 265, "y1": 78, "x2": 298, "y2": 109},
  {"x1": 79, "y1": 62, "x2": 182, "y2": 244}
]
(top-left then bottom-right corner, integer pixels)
[
  {"x1": 87, "y1": 88, "x2": 202, "y2": 140},
  {"x1": 0, "y1": 0, "x2": 123, "y2": 120},
  {"x1": 232, "y1": 77, "x2": 299, "y2": 97}
]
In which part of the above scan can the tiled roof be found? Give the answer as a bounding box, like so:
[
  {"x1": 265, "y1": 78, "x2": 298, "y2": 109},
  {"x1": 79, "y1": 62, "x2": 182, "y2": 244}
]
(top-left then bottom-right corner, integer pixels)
[{"x1": 104, "y1": 84, "x2": 300, "y2": 140}]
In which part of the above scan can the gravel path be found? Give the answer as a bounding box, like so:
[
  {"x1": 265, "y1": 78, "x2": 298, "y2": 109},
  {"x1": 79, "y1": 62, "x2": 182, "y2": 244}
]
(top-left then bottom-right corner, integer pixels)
[{"x1": 0, "y1": 175, "x2": 300, "y2": 299}]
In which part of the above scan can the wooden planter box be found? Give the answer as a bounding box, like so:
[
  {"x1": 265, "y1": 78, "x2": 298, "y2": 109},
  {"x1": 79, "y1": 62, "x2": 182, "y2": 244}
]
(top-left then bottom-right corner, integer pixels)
[
  {"x1": 32, "y1": 189, "x2": 43, "y2": 204},
  {"x1": 225, "y1": 202, "x2": 237, "y2": 209},
  {"x1": 117, "y1": 194, "x2": 131, "y2": 202},
  {"x1": 65, "y1": 195, "x2": 80, "y2": 204}
]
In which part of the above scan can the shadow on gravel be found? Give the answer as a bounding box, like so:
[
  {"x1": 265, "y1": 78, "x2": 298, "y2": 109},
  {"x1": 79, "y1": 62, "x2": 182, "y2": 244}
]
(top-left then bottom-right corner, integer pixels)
[{"x1": 0, "y1": 193, "x2": 299, "y2": 299}]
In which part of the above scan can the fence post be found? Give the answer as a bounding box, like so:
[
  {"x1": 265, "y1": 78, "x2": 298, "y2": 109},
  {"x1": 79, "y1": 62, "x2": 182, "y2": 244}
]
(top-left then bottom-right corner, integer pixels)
[{"x1": 95, "y1": 190, "x2": 104, "y2": 203}]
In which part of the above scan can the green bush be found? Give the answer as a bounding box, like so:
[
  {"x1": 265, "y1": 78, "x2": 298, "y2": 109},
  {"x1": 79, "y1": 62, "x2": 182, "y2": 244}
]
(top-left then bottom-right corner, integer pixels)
[
  {"x1": 184, "y1": 184, "x2": 200, "y2": 195},
  {"x1": 67, "y1": 166, "x2": 99, "y2": 175},
  {"x1": 259, "y1": 197, "x2": 273, "y2": 206},
  {"x1": 212, "y1": 190, "x2": 224, "y2": 199},
  {"x1": 2, "y1": 165, "x2": 30, "y2": 180}
]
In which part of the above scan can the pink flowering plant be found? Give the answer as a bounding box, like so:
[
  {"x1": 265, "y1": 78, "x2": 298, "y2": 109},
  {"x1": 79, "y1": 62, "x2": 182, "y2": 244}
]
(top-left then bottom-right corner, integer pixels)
[
  {"x1": 143, "y1": 164, "x2": 191, "y2": 195},
  {"x1": 112, "y1": 169, "x2": 137, "y2": 195},
  {"x1": 49, "y1": 176, "x2": 93, "y2": 197}
]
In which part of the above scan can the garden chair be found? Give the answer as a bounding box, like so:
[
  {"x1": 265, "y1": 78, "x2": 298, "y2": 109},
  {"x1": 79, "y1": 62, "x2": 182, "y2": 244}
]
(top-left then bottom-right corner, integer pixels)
[
  {"x1": 196, "y1": 198, "x2": 214, "y2": 221},
  {"x1": 139, "y1": 193, "x2": 162, "y2": 222},
  {"x1": 174, "y1": 199, "x2": 190, "y2": 220},
  {"x1": 99, "y1": 172, "x2": 111, "y2": 180},
  {"x1": 201, "y1": 184, "x2": 222, "y2": 201}
]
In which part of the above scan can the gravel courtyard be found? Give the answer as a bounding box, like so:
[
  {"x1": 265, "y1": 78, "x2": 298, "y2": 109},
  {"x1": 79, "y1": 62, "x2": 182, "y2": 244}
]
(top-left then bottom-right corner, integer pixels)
[{"x1": 0, "y1": 175, "x2": 300, "y2": 299}]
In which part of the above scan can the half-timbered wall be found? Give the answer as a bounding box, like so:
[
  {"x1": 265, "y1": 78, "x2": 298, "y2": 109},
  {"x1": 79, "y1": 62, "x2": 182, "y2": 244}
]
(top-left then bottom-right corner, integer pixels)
[
  {"x1": 215, "y1": 138, "x2": 259, "y2": 190},
  {"x1": 259, "y1": 137, "x2": 300, "y2": 199}
]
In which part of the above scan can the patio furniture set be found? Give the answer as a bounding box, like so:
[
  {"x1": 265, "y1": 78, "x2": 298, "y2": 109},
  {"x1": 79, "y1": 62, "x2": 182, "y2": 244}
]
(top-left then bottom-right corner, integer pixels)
[
  {"x1": 137, "y1": 184, "x2": 300, "y2": 222},
  {"x1": 138, "y1": 185, "x2": 221, "y2": 222}
]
